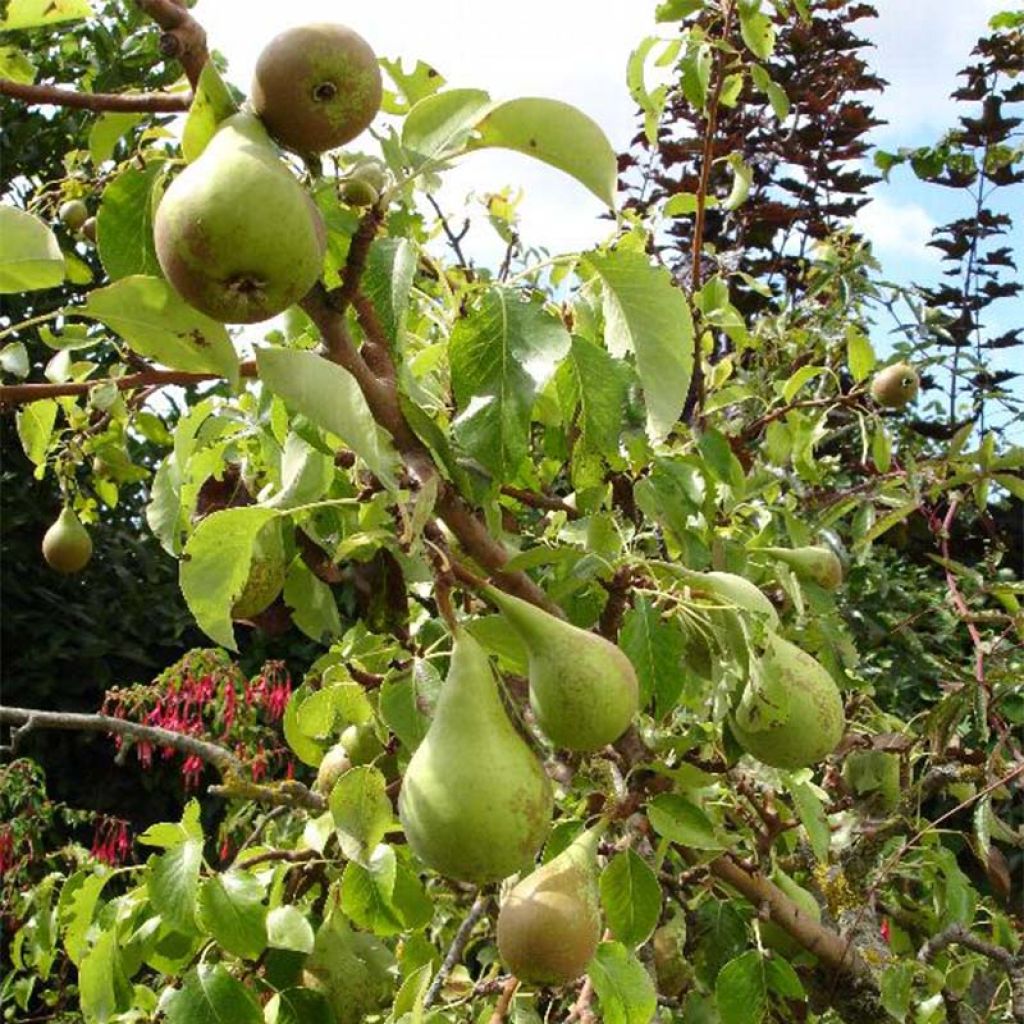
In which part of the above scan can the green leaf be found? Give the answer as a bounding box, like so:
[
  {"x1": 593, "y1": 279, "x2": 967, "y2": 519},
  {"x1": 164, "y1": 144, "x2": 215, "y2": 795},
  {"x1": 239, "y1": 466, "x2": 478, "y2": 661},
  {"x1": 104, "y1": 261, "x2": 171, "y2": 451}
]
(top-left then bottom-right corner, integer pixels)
[
  {"x1": 468, "y1": 97, "x2": 618, "y2": 207},
  {"x1": 556, "y1": 336, "x2": 627, "y2": 457},
  {"x1": 341, "y1": 844, "x2": 405, "y2": 935},
  {"x1": 656, "y1": 0, "x2": 704, "y2": 20},
  {"x1": 715, "y1": 950, "x2": 767, "y2": 1024},
  {"x1": 179, "y1": 506, "x2": 279, "y2": 650},
  {"x1": 379, "y1": 674, "x2": 429, "y2": 752},
  {"x1": 88, "y1": 112, "x2": 141, "y2": 165},
  {"x1": 401, "y1": 88, "x2": 492, "y2": 166},
  {"x1": 284, "y1": 561, "x2": 342, "y2": 646},
  {"x1": 79, "y1": 928, "x2": 132, "y2": 1024},
  {"x1": 450, "y1": 287, "x2": 570, "y2": 479},
  {"x1": 789, "y1": 781, "x2": 830, "y2": 862},
  {"x1": 0, "y1": 205, "x2": 64, "y2": 292},
  {"x1": 197, "y1": 870, "x2": 267, "y2": 960},
  {"x1": 380, "y1": 57, "x2": 446, "y2": 114},
  {"x1": 58, "y1": 870, "x2": 108, "y2": 965},
  {"x1": 880, "y1": 961, "x2": 915, "y2": 1021},
  {"x1": 256, "y1": 346, "x2": 398, "y2": 489},
  {"x1": 749, "y1": 64, "x2": 790, "y2": 120},
  {"x1": 782, "y1": 365, "x2": 827, "y2": 404},
  {"x1": 164, "y1": 964, "x2": 263, "y2": 1024},
  {"x1": 647, "y1": 794, "x2": 724, "y2": 849},
  {"x1": 664, "y1": 193, "x2": 699, "y2": 217},
  {"x1": 147, "y1": 838, "x2": 202, "y2": 934},
  {"x1": 723, "y1": 154, "x2": 753, "y2": 211},
  {"x1": 620, "y1": 598, "x2": 687, "y2": 714},
  {"x1": 330, "y1": 766, "x2": 393, "y2": 864},
  {"x1": 0, "y1": 0, "x2": 92, "y2": 30},
  {"x1": 96, "y1": 162, "x2": 165, "y2": 280},
  {"x1": 362, "y1": 237, "x2": 417, "y2": 354},
  {"x1": 846, "y1": 326, "x2": 875, "y2": 382},
  {"x1": 2, "y1": 340, "x2": 29, "y2": 378},
  {"x1": 600, "y1": 850, "x2": 662, "y2": 948},
  {"x1": 182, "y1": 62, "x2": 238, "y2": 163},
  {"x1": 738, "y1": 3, "x2": 776, "y2": 59},
  {"x1": 16, "y1": 399, "x2": 57, "y2": 467},
  {"x1": 873, "y1": 423, "x2": 892, "y2": 474},
  {"x1": 82, "y1": 275, "x2": 238, "y2": 383},
  {"x1": 588, "y1": 941, "x2": 658, "y2": 1024},
  {"x1": 765, "y1": 955, "x2": 804, "y2": 999},
  {"x1": 674, "y1": 568, "x2": 778, "y2": 625},
  {"x1": 0, "y1": 44, "x2": 37, "y2": 83},
  {"x1": 266, "y1": 905, "x2": 315, "y2": 954},
  {"x1": 267, "y1": 989, "x2": 335, "y2": 1024},
  {"x1": 584, "y1": 250, "x2": 693, "y2": 443}
]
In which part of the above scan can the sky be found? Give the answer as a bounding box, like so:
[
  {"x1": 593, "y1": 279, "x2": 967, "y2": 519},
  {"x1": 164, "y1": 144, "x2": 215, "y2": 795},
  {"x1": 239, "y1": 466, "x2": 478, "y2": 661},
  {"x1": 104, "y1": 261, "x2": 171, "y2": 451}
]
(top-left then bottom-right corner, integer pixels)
[{"x1": 192, "y1": 0, "x2": 1021, "y2": 430}]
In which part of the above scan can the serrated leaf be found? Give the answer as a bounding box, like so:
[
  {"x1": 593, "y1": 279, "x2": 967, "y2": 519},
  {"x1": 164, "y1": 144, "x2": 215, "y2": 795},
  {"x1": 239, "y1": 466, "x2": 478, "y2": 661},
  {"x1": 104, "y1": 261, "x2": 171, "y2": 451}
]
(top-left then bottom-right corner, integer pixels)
[
  {"x1": 96, "y1": 162, "x2": 164, "y2": 279},
  {"x1": 330, "y1": 766, "x2": 393, "y2": 864},
  {"x1": 147, "y1": 839, "x2": 202, "y2": 934},
  {"x1": 584, "y1": 250, "x2": 693, "y2": 442},
  {"x1": 0, "y1": 205, "x2": 64, "y2": 292},
  {"x1": 267, "y1": 905, "x2": 316, "y2": 954},
  {"x1": 284, "y1": 560, "x2": 342, "y2": 646},
  {"x1": 0, "y1": 0, "x2": 92, "y2": 30},
  {"x1": 16, "y1": 398, "x2": 57, "y2": 466},
  {"x1": 600, "y1": 850, "x2": 662, "y2": 948},
  {"x1": 82, "y1": 275, "x2": 238, "y2": 383},
  {"x1": 556, "y1": 336, "x2": 627, "y2": 457},
  {"x1": 179, "y1": 506, "x2": 279, "y2": 650},
  {"x1": 648, "y1": 794, "x2": 724, "y2": 849},
  {"x1": 257, "y1": 346, "x2": 398, "y2": 489},
  {"x1": 182, "y1": 62, "x2": 238, "y2": 163},
  {"x1": 58, "y1": 871, "x2": 108, "y2": 966},
  {"x1": 450, "y1": 287, "x2": 570, "y2": 479},
  {"x1": 588, "y1": 941, "x2": 657, "y2": 1024},
  {"x1": 163, "y1": 964, "x2": 263, "y2": 1024},
  {"x1": 401, "y1": 88, "x2": 492, "y2": 166},
  {"x1": 716, "y1": 950, "x2": 766, "y2": 1024},
  {"x1": 468, "y1": 97, "x2": 618, "y2": 207},
  {"x1": 197, "y1": 870, "x2": 267, "y2": 960},
  {"x1": 620, "y1": 598, "x2": 687, "y2": 714},
  {"x1": 79, "y1": 928, "x2": 132, "y2": 1024},
  {"x1": 738, "y1": 3, "x2": 776, "y2": 59},
  {"x1": 362, "y1": 237, "x2": 416, "y2": 354}
]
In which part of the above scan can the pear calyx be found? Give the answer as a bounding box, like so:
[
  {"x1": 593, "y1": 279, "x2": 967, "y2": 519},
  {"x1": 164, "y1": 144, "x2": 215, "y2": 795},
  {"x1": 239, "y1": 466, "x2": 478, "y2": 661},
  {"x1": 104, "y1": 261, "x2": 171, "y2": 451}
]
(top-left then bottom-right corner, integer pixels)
[{"x1": 482, "y1": 585, "x2": 639, "y2": 752}]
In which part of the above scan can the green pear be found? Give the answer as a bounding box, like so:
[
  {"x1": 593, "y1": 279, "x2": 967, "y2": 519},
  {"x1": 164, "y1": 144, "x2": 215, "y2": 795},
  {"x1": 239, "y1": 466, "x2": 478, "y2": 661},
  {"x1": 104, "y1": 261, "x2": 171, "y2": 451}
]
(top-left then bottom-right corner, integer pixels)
[
  {"x1": 759, "y1": 546, "x2": 844, "y2": 590},
  {"x1": 398, "y1": 628, "x2": 553, "y2": 883},
  {"x1": 231, "y1": 520, "x2": 286, "y2": 620},
  {"x1": 58, "y1": 199, "x2": 88, "y2": 232},
  {"x1": 730, "y1": 633, "x2": 845, "y2": 769},
  {"x1": 843, "y1": 749, "x2": 901, "y2": 814},
  {"x1": 482, "y1": 586, "x2": 639, "y2": 751},
  {"x1": 652, "y1": 913, "x2": 690, "y2": 997},
  {"x1": 81, "y1": 216, "x2": 97, "y2": 243},
  {"x1": 251, "y1": 23, "x2": 382, "y2": 155},
  {"x1": 497, "y1": 825, "x2": 603, "y2": 985},
  {"x1": 339, "y1": 722, "x2": 383, "y2": 766},
  {"x1": 154, "y1": 112, "x2": 326, "y2": 323},
  {"x1": 870, "y1": 362, "x2": 919, "y2": 409},
  {"x1": 759, "y1": 870, "x2": 821, "y2": 958},
  {"x1": 315, "y1": 743, "x2": 352, "y2": 793},
  {"x1": 42, "y1": 507, "x2": 93, "y2": 574},
  {"x1": 340, "y1": 177, "x2": 379, "y2": 208}
]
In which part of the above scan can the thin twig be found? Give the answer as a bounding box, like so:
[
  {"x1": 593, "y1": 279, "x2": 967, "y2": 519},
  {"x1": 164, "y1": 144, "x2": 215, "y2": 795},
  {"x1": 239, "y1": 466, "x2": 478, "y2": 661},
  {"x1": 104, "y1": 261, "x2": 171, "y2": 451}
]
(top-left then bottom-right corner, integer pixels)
[
  {"x1": 0, "y1": 78, "x2": 190, "y2": 112},
  {"x1": 487, "y1": 976, "x2": 520, "y2": 1024},
  {"x1": 423, "y1": 894, "x2": 490, "y2": 1008}
]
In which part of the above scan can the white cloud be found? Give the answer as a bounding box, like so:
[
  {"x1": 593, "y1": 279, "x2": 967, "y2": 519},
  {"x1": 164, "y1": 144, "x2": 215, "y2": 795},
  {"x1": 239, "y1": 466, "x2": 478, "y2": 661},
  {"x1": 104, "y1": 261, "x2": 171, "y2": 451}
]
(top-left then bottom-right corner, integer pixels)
[
  {"x1": 855, "y1": 195, "x2": 939, "y2": 264},
  {"x1": 862, "y1": 0, "x2": 1007, "y2": 140}
]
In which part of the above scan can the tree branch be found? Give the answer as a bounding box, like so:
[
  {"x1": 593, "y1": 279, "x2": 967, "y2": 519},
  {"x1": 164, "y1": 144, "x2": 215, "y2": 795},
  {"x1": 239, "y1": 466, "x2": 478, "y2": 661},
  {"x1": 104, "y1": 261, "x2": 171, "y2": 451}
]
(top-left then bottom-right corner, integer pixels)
[
  {"x1": 487, "y1": 977, "x2": 520, "y2": 1024},
  {"x1": 0, "y1": 705, "x2": 326, "y2": 813},
  {"x1": 0, "y1": 362, "x2": 255, "y2": 408},
  {"x1": 136, "y1": 0, "x2": 208, "y2": 89},
  {"x1": 0, "y1": 78, "x2": 190, "y2": 112},
  {"x1": 423, "y1": 894, "x2": 491, "y2": 1008}
]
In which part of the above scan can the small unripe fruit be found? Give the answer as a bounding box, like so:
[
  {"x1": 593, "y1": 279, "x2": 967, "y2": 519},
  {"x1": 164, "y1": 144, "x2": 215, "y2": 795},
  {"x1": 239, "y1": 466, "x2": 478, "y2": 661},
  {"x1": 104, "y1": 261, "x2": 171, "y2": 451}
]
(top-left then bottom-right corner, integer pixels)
[
  {"x1": 315, "y1": 743, "x2": 352, "y2": 793},
  {"x1": 42, "y1": 507, "x2": 93, "y2": 574},
  {"x1": 81, "y1": 217, "x2": 98, "y2": 243},
  {"x1": 351, "y1": 158, "x2": 387, "y2": 192},
  {"x1": 870, "y1": 362, "x2": 919, "y2": 409},
  {"x1": 339, "y1": 723, "x2": 383, "y2": 766},
  {"x1": 339, "y1": 177, "x2": 379, "y2": 208},
  {"x1": 59, "y1": 199, "x2": 88, "y2": 232}
]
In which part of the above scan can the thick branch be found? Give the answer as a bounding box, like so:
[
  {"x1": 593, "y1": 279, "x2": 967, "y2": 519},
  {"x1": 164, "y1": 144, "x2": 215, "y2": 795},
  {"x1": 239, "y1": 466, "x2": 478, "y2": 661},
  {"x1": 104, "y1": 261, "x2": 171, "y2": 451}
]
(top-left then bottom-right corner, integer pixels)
[
  {"x1": 136, "y1": 0, "x2": 208, "y2": 89},
  {"x1": 423, "y1": 894, "x2": 490, "y2": 1008},
  {"x1": 487, "y1": 977, "x2": 520, "y2": 1024},
  {"x1": 0, "y1": 78, "x2": 190, "y2": 112}
]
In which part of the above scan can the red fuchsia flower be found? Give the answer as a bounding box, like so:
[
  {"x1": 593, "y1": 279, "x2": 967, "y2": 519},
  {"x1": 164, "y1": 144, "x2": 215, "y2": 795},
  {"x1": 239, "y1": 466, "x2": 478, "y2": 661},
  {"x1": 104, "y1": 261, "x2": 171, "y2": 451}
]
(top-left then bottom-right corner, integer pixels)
[
  {"x1": 181, "y1": 754, "x2": 204, "y2": 790},
  {"x1": 0, "y1": 827, "x2": 14, "y2": 875},
  {"x1": 880, "y1": 918, "x2": 891, "y2": 944},
  {"x1": 219, "y1": 836, "x2": 232, "y2": 863},
  {"x1": 91, "y1": 817, "x2": 131, "y2": 866}
]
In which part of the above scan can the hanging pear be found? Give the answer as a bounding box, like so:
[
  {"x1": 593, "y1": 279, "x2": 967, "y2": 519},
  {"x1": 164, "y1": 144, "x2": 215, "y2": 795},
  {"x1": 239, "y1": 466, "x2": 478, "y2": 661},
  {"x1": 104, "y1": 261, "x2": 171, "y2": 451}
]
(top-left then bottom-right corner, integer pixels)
[
  {"x1": 758, "y1": 545, "x2": 844, "y2": 590},
  {"x1": 398, "y1": 628, "x2": 553, "y2": 883},
  {"x1": 497, "y1": 824, "x2": 604, "y2": 985},
  {"x1": 42, "y1": 507, "x2": 93, "y2": 574},
  {"x1": 730, "y1": 633, "x2": 845, "y2": 769},
  {"x1": 760, "y1": 869, "x2": 821, "y2": 957},
  {"x1": 154, "y1": 112, "x2": 326, "y2": 323},
  {"x1": 231, "y1": 520, "x2": 286, "y2": 620},
  {"x1": 482, "y1": 586, "x2": 639, "y2": 752},
  {"x1": 870, "y1": 362, "x2": 919, "y2": 409}
]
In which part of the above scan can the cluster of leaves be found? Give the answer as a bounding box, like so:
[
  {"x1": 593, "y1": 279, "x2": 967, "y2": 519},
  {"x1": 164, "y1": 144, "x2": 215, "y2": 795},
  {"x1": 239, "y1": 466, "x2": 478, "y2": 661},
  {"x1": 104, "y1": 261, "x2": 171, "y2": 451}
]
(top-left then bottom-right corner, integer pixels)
[{"x1": 0, "y1": 2, "x2": 1022, "y2": 1024}]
